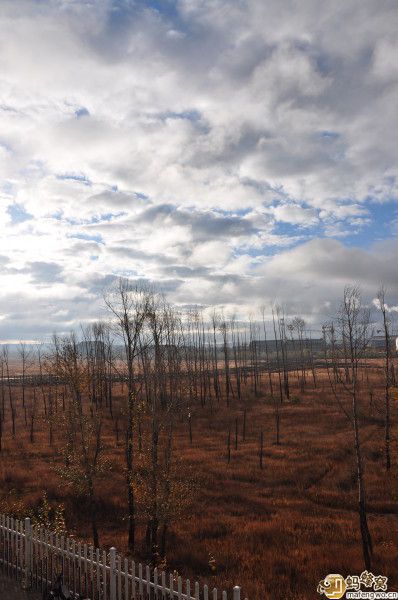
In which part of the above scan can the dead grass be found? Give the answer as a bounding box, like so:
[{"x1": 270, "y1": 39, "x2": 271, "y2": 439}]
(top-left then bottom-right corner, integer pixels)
[{"x1": 0, "y1": 365, "x2": 397, "y2": 599}]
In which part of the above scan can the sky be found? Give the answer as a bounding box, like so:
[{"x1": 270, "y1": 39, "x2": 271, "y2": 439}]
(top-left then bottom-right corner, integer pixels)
[{"x1": 1, "y1": 0, "x2": 398, "y2": 341}]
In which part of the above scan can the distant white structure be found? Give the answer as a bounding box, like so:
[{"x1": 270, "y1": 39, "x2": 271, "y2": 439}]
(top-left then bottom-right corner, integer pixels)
[
  {"x1": 368, "y1": 334, "x2": 398, "y2": 352},
  {"x1": 369, "y1": 335, "x2": 387, "y2": 349}
]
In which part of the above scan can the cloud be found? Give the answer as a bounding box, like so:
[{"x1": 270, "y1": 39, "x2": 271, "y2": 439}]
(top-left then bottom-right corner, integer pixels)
[
  {"x1": 271, "y1": 203, "x2": 319, "y2": 227},
  {"x1": 25, "y1": 261, "x2": 64, "y2": 284},
  {"x1": 135, "y1": 204, "x2": 258, "y2": 240},
  {"x1": 0, "y1": 0, "x2": 397, "y2": 339}
]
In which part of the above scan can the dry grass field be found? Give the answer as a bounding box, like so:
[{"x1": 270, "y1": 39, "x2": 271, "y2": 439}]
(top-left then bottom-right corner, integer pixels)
[{"x1": 0, "y1": 364, "x2": 397, "y2": 599}]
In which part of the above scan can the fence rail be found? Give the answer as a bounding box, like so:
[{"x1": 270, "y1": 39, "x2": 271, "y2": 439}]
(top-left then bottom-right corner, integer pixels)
[{"x1": 0, "y1": 515, "x2": 247, "y2": 600}]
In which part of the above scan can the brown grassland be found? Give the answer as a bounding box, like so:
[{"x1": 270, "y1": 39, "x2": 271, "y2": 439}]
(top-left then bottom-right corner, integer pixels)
[{"x1": 0, "y1": 363, "x2": 397, "y2": 600}]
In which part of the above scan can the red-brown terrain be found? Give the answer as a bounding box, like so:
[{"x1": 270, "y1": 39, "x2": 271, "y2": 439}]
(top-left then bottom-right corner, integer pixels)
[{"x1": 0, "y1": 364, "x2": 397, "y2": 600}]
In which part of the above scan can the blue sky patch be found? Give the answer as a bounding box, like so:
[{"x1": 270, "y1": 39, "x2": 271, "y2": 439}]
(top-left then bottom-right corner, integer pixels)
[
  {"x1": 7, "y1": 203, "x2": 33, "y2": 225},
  {"x1": 319, "y1": 130, "x2": 340, "y2": 140},
  {"x1": 343, "y1": 200, "x2": 398, "y2": 248},
  {"x1": 68, "y1": 233, "x2": 104, "y2": 244},
  {"x1": 75, "y1": 107, "x2": 90, "y2": 119},
  {"x1": 56, "y1": 173, "x2": 92, "y2": 186},
  {"x1": 64, "y1": 212, "x2": 126, "y2": 226}
]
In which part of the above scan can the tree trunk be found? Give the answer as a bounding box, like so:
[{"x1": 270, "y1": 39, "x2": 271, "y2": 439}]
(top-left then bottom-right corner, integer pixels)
[
  {"x1": 90, "y1": 497, "x2": 99, "y2": 548},
  {"x1": 353, "y1": 405, "x2": 372, "y2": 569}
]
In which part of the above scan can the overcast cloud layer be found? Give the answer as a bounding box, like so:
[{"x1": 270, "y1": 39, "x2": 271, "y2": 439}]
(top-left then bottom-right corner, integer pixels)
[{"x1": 1, "y1": 0, "x2": 398, "y2": 340}]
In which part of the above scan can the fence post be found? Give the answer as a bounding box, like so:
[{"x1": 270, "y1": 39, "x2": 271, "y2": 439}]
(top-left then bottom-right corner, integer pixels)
[
  {"x1": 23, "y1": 517, "x2": 32, "y2": 589},
  {"x1": 233, "y1": 586, "x2": 241, "y2": 600},
  {"x1": 110, "y1": 547, "x2": 117, "y2": 600}
]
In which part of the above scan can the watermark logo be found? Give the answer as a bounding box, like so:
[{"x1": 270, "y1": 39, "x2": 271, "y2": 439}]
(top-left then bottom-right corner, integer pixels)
[
  {"x1": 318, "y1": 574, "x2": 347, "y2": 599},
  {"x1": 318, "y1": 571, "x2": 397, "y2": 599}
]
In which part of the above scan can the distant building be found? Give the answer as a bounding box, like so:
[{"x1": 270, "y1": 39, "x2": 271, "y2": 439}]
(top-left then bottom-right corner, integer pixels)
[
  {"x1": 250, "y1": 338, "x2": 324, "y2": 354},
  {"x1": 368, "y1": 335, "x2": 386, "y2": 349},
  {"x1": 368, "y1": 334, "x2": 398, "y2": 352}
]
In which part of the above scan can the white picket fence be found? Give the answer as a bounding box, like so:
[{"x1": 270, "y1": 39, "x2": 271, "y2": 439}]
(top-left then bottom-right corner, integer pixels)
[{"x1": 0, "y1": 515, "x2": 247, "y2": 600}]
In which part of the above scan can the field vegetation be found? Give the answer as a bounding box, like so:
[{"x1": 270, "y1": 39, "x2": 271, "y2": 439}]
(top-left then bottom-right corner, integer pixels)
[{"x1": 0, "y1": 282, "x2": 397, "y2": 599}]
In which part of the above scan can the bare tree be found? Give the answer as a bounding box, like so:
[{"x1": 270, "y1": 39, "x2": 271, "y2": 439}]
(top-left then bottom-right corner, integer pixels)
[
  {"x1": 261, "y1": 307, "x2": 274, "y2": 397},
  {"x1": 271, "y1": 306, "x2": 284, "y2": 404},
  {"x1": 2, "y1": 346, "x2": 16, "y2": 437},
  {"x1": 292, "y1": 316, "x2": 307, "y2": 390},
  {"x1": 376, "y1": 286, "x2": 392, "y2": 471},
  {"x1": 220, "y1": 317, "x2": 232, "y2": 405},
  {"x1": 18, "y1": 342, "x2": 34, "y2": 410},
  {"x1": 104, "y1": 278, "x2": 151, "y2": 552},
  {"x1": 134, "y1": 420, "x2": 194, "y2": 562},
  {"x1": 51, "y1": 332, "x2": 109, "y2": 548},
  {"x1": 211, "y1": 312, "x2": 221, "y2": 403},
  {"x1": 337, "y1": 285, "x2": 373, "y2": 569}
]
